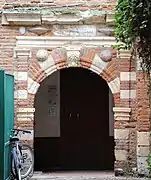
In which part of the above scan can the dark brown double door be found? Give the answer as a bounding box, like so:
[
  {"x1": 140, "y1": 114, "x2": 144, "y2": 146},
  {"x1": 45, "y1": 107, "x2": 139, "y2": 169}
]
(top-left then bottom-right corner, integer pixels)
[
  {"x1": 60, "y1": 68, "x2": 114, "y2": 170},
  {"x1": 34, "y1": 67, "x2": 114, "y2": 171}
]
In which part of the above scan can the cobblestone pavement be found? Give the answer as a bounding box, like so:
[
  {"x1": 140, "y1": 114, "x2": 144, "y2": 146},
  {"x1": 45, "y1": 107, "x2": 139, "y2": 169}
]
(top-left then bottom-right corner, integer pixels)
[{"x1": 30, "y1": 172, "x2": 150, "y2": 180}]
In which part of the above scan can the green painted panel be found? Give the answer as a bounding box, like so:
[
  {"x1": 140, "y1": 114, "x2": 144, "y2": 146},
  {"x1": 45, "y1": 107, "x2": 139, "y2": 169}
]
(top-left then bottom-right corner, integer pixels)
[
  {"x1": 0, "y1": 71, "x2": 5, "y2": 179},
  {"x1": 0, "y1": 70, "x2": 14, "y2": 180}
]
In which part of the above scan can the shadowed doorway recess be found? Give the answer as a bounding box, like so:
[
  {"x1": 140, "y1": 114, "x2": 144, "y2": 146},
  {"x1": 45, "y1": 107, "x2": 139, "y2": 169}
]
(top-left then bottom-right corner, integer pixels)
[{"x1": 34, "y1": 68, "x2": 114, "y2": 172}]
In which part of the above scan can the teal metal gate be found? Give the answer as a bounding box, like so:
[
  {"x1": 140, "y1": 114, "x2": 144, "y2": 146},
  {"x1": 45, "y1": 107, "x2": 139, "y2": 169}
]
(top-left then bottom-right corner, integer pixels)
[{"x1": 0, "y1": 70, "x2": 14, "y2": 180}]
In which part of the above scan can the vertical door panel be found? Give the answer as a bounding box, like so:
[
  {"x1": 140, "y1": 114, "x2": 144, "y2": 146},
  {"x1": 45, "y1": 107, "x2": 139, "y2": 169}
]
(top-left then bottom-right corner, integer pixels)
[{"x1": 0, "y1": 71, "x2": 14, "y2": 180}]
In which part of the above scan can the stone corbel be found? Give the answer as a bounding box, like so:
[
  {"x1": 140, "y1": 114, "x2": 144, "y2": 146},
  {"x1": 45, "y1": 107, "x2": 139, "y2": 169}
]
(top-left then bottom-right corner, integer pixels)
[
  {"x1": 117, "y1": 50, "x2": 132, "y2": 59},
  {"x1": 106, "y1": 13, "x2": 114, "y2": 26},
  {"x1": 13, "y1": 48, "x2": 31, "y2": 58},
  {"x1": 113, "y1": 107, "x2": 131, "y2": 121}
]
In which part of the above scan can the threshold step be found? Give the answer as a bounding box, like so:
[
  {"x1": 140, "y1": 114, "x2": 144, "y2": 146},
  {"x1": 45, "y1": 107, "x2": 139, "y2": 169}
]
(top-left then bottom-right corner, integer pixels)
[{"x1": 30, "y1": 172, "x2": 149, "y2": 180}]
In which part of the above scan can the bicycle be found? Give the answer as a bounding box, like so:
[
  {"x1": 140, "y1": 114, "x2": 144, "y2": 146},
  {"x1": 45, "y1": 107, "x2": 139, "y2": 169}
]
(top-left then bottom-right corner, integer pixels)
[{"x1": 10, "y1": 128, "x2": 34, "y2": 180}]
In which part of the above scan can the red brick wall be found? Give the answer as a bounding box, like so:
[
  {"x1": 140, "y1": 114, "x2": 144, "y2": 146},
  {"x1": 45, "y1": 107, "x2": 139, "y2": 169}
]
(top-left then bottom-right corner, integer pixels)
[
  {"x1": 136, "y1": 73, "x2": 150, "y2": 132},
  {"x1": 0, "y1": 0, "x2": 150, "y2": 175},
  {"x1": 1, "y1": 0, "x2": 116, "y2": 10}
]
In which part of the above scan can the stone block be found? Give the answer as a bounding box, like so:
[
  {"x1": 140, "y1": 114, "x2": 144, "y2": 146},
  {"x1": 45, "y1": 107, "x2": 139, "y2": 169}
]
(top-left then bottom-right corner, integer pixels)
[
  {"x1": 90, "y1": 54, "x2": 108, "y2": 74},
  {"x1": 38, "y1": 54, "x2": 56, "y2": 72},
  {"x1": 137, "y1": 132, "x2": 150, "y2": 146},
  {"x1": 20, "y1": 130, "x2": 33, "y2": 141},
  {"x1": 108, "y1": 77, "x2": 120, "y2": 94},
  {"x1": 120, "y1": 90, "x2": 136, "y2": 99},
  {"x1": 84, "y1": 14, "x2": 105, "y2": 24},
  {"x1": 2, "y1": 12, "x2": 41, "y2": 25},
  {"x1": 115, "y1": 129, "x2": 129, "y2": 140},
  {"x1": 120, "y1": 72, "x2": 136, "y2": 81},
  {"x1": 113, "y1": 107, "x2": 131, "y2": 113},
  {"x1": 14, "y1": 71, "x2": 28, "y2": 81},
  {"x1": 28, "y1": 78, "x2": 40, "y2": 95},
  {"x1": 137, "y1": 147, "x2": 149, "y2": 157},
  {"x1": 53, "y1": 25, "x2": 97, "y2": 37},
  {"x1": 113, "y1": 107, "x2": 131, "y2": 121},
  {"x1": 42, "y1": 14, "x2": 83, "y2": 25},
  {"x1": 45, "y1": 66, "x2": 57, "y2": 77},
  {"x1": 17, "y1": 108, "x2": 35, "y2": 113},
  {"x1": 17, "y1": 117, "x2": 32, "y2": 121},
  {"x1": 67, "y1": 50, "x2": 80, "y2": 67},
  {"x1": 115, "y1": 150, "x2": 127, "y2": 161},
  {"x1": 137, "y1": 156, "x2": 149, "y2": 175},
  {"x1": 14, "y1": 90, "x2": 28, "y2": 99}
]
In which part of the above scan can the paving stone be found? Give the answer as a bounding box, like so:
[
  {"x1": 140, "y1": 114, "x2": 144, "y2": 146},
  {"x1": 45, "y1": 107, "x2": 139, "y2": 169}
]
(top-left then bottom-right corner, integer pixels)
[{"x1": 30, "y1": 173, "x2": 150, "y2": 180}]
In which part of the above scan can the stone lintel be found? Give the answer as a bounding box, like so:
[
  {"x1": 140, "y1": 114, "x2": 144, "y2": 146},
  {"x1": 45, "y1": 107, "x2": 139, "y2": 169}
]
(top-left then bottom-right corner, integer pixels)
[{"x1": 16, "y1": 36, "x2": 117, "y2": 49}]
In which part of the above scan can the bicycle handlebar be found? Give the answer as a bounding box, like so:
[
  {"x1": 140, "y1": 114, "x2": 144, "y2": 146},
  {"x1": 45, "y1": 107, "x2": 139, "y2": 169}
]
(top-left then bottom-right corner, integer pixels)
[{"x1": 12, "y1": 128, "x2": 31, "y2": 134}]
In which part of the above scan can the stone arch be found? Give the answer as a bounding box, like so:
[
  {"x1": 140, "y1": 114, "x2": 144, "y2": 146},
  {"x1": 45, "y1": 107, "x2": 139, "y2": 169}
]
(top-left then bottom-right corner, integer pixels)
[
  {"x1": 14, "y1": 44, "x2": 137, "y2": 174},
  {"x1": 28, "y1": 47, "x2": 120, "y2": 100}
]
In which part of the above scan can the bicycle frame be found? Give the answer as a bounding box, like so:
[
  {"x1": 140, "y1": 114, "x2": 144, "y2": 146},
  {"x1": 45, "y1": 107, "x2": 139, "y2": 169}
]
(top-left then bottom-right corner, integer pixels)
[
  {"x1": 10, "y1": 128, "x2": 32, "y2": 180},
  {"x1": 10, "y1": 130, "x2": 23, "y2": 180},
  {"x1": 11, "y1": 141, "x2": 22, "y2": 167}
]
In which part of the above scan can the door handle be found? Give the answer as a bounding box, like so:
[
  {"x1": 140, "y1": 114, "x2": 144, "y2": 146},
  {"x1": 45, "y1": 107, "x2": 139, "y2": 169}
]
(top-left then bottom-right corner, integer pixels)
[
  {"x1": 69, "y1": 113, "x2": 72, "y2": 118},
  {"x1": 77, "y1": 113, "x2": 80, "y2": 118}
]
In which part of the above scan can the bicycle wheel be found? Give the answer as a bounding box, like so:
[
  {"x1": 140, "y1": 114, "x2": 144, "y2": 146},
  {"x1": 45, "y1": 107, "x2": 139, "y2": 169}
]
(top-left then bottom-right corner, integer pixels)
[
  {"x1": 20, "y1": 144, "x2": 34, "y2": 179},
  {"x1": 11, "y1": 147, "x2": 21, "y2": 180}
]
